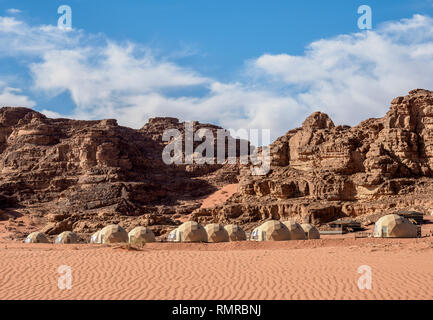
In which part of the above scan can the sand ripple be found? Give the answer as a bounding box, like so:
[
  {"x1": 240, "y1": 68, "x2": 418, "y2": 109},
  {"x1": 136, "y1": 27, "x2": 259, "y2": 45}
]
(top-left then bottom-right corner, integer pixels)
[{"x1": 0, "y1": 240, "x2": 432, "y2": 300}]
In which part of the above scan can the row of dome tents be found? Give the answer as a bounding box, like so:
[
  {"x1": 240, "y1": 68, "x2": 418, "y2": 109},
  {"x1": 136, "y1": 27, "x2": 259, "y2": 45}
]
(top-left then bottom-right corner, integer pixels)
[
  {"x1": 166, "y1": 222, "x2": 247, "y2": 242},
  {"x1": 25, "y1": 231, "x2": 78, "y2": 244},
  {"x1": 25, "y1": 226, "x2": 156, "y2": 244},
  {"x1": 24, "y1": 221, "x2": 311, "y2": 244},
  {"x1": 164, "y1": 215, "x2": 418, "y2": 242},
  {"x1": 90, "y1": 225, "x2": 156, "y2": 245},
  {"x1": 166, "y1": 221, "x2": 320, "y2": 242},
  {"x1": 250, "y1": 220, "x2": 321, "y2": 241},
  {"x1": 23, "y1": 214, "x2": 420, "y2": 244}
]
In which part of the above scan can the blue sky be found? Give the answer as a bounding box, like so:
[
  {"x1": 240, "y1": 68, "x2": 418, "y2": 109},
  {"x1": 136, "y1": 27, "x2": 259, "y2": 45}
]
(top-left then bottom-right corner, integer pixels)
[
  {"x1": 4, "y1": 1, "x2": 431, "y2": 76},
  {"x1": 1, "y1": 0, "x2": 433, "y2": 139}
]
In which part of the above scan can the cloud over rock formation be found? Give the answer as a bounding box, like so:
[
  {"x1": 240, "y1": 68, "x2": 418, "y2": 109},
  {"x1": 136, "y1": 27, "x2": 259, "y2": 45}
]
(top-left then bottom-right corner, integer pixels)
[
  {"x1": 193, "y1": 89, "x2": 433, "y2": 228},
  {"x1": 2, "y1": 89, "x2": 433, "y2": 239}
]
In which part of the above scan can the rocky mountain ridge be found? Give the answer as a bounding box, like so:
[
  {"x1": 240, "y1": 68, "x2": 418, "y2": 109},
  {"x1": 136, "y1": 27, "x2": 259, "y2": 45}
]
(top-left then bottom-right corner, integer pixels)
[
  {"x1": 193, "y1": 89, "x2": 433, "y2": 229},
  {"x1": 0, "y1": 109, "x2": 239, "y2": 239},
  {"x1": 2, "y1": 89, "x2": 433, "y2": 240}
]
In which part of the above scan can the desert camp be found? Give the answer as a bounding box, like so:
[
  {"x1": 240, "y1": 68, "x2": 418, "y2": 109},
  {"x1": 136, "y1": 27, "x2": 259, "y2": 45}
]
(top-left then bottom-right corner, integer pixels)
[
  {"x1": 301, "y1": 224, "x2": 321, "y2": 239},
  {"x1": 205, "y1": 223, "x2": 229, "y2": 242},
  {"x1": 166, "y1": 228, "x2": 179, "y2": 242},
  {"x1": 23, "y1": 213, "x2": 426, "y2": 245},
  {"x1": 224, "y1": 224, "x2": 247, "y2": 241},
  {"x1": 3, "y1": 1, "x2": 433, "y2": 303},
  {"x1": 24, "y1": 232, "x2": 49, "y2": 244},
  {"x1": 373, "y1": 214, "x2": 419, "y2": 238},
  {"x1": 98, "y1": 225, "x2": 128, "y2": 244},
  {"x1": 282, "y1": 220, "x2": 307, "y2": 240},
  {"x1": 250, "y1": 220, "x2": 291, "y2": 241},
  {"x1": 168, "y1": 221, "x2": 207, "y2": 243},
  {"x1": 55, "y1": 231, "x2": 79, "y2": 244},
  {"x1": 90, "y1": 230, "x2": 102, "y2": 244},
  {"x1": 128, "y1": 226, "x2": 156, "y2": 245}
]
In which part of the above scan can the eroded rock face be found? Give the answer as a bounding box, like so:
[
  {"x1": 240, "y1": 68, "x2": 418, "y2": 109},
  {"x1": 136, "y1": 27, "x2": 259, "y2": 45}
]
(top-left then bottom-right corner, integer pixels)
[
  {"x1": 0, "y1": 108, "x2": 241, "y2": 238},
  {"x1": 193, "y1": 89, "x2": 433, "y2": 227},
  {"x1": 3, "y1": 89, "x2": 433, "y2": 239}
]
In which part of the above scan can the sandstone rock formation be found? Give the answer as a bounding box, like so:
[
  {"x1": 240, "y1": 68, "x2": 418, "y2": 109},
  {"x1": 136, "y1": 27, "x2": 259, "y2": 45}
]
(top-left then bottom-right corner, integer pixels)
[
  {"x1": 193, "y1": 89, "x2": 433, "y2": 229},
  {"x1": 2, "y1": 89, "x2": 433, "y2": 240},
  {"x1": 0, "y1": 108, "x2": 242, "y2": 239}
]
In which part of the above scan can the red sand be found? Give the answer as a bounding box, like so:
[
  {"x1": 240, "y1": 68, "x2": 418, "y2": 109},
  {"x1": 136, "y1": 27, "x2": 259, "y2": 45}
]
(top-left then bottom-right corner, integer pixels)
[
  {"x1": 0, "y1": 233, "x2": 432, "y2": 300},
  {"x1": 200, "y1": 184, "x2": 238, "y2": 209}
]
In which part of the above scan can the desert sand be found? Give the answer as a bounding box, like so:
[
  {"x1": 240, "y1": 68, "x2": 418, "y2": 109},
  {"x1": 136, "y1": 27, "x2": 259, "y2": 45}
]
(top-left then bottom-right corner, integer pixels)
[
  {"x1": 0, "y1": 227, "x2": 432, "y2": 300},
  {"x1": 200, "y1": 183, "x2": 238, "y2": 209}
]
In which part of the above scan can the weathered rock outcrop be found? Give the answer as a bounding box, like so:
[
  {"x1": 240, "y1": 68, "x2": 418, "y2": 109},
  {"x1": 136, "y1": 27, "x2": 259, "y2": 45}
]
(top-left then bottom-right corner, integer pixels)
[
  {"x1": 193, "y1": 89, "x2": 433, "y2": 228},
  {"x1": 3, "y1": 89, "x2": 433, "y2": 240},
  {"x1": 0, "y1": 108, "x2": 242, "y2": 238}
]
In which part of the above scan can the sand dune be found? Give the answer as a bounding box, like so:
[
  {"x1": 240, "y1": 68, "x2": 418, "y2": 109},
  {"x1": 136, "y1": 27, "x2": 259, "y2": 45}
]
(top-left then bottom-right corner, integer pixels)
[{"x1": 0, "y1": 236, "x2": 432, "y2": 300}]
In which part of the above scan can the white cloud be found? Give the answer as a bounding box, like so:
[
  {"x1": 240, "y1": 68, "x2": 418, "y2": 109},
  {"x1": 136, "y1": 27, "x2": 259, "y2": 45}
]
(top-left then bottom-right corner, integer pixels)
[
  {"x1": 251, "y1": 14, "x2": 433, "y2": 126},
  {"x1": 0, "y1": 16, "x2": 22, "y2": 32},
  {"x1": 40, "y1": 109, "x2": 63, "y2": 118},
  {"x1": 1, "y1": 14, "x2": 433, "y2": 141},
  {"x1": 0, "y1": 16, "x2": 83, "y2": 56},
  {"x1": 0, "y1": 15, "x2": 307, "y2": 136},
  {"x1": 6, "y1": 8, "x2": 21, "y2": 14},
  {"x1": 0, "y1": 82, "x2": 35, "y2": 107},
  {"x1": 31, "y1": 42, "x2": 209, "y2": 108},
  {"x1": 104, "y1": 83, "x2": 305, "y2": 134}
]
